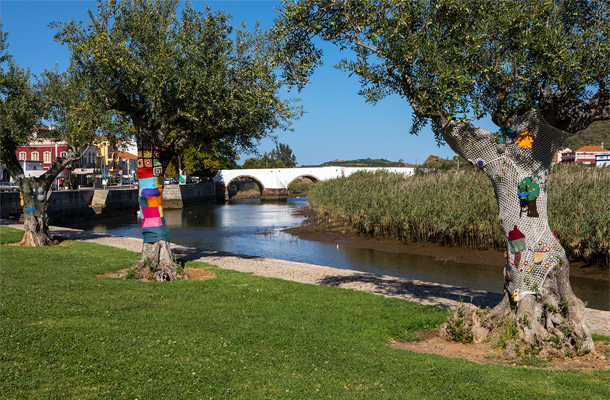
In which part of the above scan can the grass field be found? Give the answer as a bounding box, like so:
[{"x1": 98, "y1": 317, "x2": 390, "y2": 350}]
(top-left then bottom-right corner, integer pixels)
[{"x1": 1, "y1": 226, "x2": 609, "y2": 399}]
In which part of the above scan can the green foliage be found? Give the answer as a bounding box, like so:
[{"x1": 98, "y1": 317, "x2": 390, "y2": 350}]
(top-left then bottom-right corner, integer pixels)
[
  {"x1": 176, "y1": 141, "x2": 238, "y2": 178},
  {"x1": 415, "y1": 155, "x2": 474, "y2": 174},
  {"x1": 560, "y1": 296, "x2": 570, "y2": 316},
  {"x1": 445, "y1": 305, "x2": 473, "y2": 344},
  {"x1": 494, "y1": 317, "x2": 519, "y2": 350},
  {"x1": 563, "y1": 120, "x2": 610, "y2": 151},
  {"x1": 288, "y1": 179, "x2": 316, "y2": 195},
  {"x1": 53, "y1": 0, "x2": 300, "y2": 150},
  {"x1": 124, "y1": 268, "x2": 138, "y2": 280},
  {"x1": 242, "y1": 143, "x2": 297, "y2": 168},
  {"x1": 308, "y1": 166, "x2": 610, "y2": 265},
  {"x1": 0, "y1": 27, "x2": 43, "y2": 164},
  {"x1": 272, "y1": 143, "x2": 297, "y2": 168},
  {"x1": 1, "y1": 26, "x2": 126, "y2": 203},
  {"x1": 274, "y1": 0, "x2": 609, "y2": 132}
]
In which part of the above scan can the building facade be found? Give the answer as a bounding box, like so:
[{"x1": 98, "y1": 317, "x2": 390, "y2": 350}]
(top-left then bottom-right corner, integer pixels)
[
  {"x1": 16, "y1": 127, "x2": 72, "y2": 187},
  {"x1": 557, "y1": 145, "x2": 609, "y2": 165},
  {"x1": 573, "y1": 145, "x2": 609, "y2": 165}
]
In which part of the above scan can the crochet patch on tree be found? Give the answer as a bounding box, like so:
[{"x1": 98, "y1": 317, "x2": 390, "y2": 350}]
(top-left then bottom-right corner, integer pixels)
[{"x1": 518, "y1": 177, "x2": 540, "y2": 218}]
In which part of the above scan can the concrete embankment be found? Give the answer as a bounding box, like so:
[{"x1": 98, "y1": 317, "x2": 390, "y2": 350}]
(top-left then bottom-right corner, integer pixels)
[{"x1": 0, "y1": 182, "x2": 219, "y2": 224}]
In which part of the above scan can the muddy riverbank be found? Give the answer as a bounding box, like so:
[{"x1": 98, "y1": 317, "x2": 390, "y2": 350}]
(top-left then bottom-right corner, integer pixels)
[{"x1": 286, "y1": 208, "x2": 609, "y2": 284}]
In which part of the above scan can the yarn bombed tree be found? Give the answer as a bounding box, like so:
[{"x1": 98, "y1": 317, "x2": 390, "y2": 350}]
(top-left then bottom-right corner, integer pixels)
[
  {"x1": 273, "y1": 0, "x2": 609, "y2": 355},
  {"x1": 54, "y1": 0, "x2": 300, "y2": 280},
  {"x1": 1, "y1": 28, "x2": 126, "y2": 246}
]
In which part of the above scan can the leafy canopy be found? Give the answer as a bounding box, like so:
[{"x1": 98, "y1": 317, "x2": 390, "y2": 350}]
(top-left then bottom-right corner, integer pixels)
[
  {"x1": 0, "y1": 26, "x2": 43, "y2": 162},
  {"x1": 274, "y1": 0, "x2": 609, "y2": 134},
  {"x1": 53, "y1": 0, "x2": 300, "y2": 150},
  {"x1": 175, "y1": 141, "x2": 239, "y2": 178},
  {"x1": 242, "y1": 143, "x2": 297, "y2": 168},
  {"x1": 0, "y1": 26, "x2": 122, "y2": 187}
]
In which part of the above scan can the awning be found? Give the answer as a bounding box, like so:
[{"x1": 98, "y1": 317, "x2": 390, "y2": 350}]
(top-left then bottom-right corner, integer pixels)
[
  {"x1": 57, "y1": 171, "x2": 69, "y2": 178},
  {"x1": 71, "y1": 168, "x2": 96, "y2": 175}
]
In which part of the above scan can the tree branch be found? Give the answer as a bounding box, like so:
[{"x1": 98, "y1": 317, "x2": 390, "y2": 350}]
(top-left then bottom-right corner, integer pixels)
[
  {"x1": 385, "y1": 67, "x2": 450, "y2": 128},
  {"x1": 539, "y1": 86, "x2": 610, "y2": 133}
]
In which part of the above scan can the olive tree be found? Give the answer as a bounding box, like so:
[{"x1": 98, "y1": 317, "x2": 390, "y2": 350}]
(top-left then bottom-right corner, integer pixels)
[
  {"x1": 274, "y1": 0, "x2": 609, "y2": 354},
  {"x1": 54, "y1": 0, "x2": 300, "y2": 280},
  {"x1": 0, "y1": 27, "x2": 117, "y2": 246}
]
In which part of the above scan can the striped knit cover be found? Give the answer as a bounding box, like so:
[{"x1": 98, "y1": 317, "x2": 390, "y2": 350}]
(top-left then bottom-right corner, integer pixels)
[{"x1": 136, "y1": 142, "x2": 176, "y2": 244}]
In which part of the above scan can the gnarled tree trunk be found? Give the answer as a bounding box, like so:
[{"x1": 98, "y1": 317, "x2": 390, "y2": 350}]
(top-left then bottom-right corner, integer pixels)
[
  {"x1": 125, "y1": 141, "x2": 188, "y2": 281},
  {"x1": 16, "y1": 177, "x2": 56, "y2": 247},
  {"x1": 439, "y1": 110, "x2": 594, "y2": 356}
]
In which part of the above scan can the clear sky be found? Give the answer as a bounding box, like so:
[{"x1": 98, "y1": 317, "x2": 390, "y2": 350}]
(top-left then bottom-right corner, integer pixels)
[{"x1": 0, "y1": 0, "x2": 488, "y2": 166}]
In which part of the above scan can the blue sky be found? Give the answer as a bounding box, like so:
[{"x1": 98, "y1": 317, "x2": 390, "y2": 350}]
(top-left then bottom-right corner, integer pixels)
[{"x1": 0, "y1": 0, "x2": 475, "y2": 166}]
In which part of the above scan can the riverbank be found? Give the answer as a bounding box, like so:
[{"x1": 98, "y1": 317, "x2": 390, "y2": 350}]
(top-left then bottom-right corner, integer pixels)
[
  {"x1": 2, "y1": 219, "x2": 608, "y2": 338},
  {"x1": 286, "y1": 207, "x2": 610, "y2": 284}
]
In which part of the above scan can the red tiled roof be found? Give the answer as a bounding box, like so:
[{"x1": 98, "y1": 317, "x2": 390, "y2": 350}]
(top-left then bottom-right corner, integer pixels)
[
  {"x1": 576, "y1": 145, "x2": 607, "y2": 153},
  {"x1": 118, "y1": 152, "x2": 137, "y2": 159}
]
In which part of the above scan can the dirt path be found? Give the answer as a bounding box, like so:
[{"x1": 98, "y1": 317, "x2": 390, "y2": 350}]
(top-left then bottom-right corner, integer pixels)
[{"x1": 2, "y1": 220, "x2": 609, "y2": 338}]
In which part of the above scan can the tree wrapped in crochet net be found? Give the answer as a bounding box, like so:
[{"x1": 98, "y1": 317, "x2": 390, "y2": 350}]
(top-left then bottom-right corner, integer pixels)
[{"x1": 274, "y1": 0, "x2": 609, "y2": 356}]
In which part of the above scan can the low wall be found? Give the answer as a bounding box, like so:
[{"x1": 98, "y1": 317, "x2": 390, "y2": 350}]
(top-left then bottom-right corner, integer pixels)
[
  {"x1": 0, "y1": 192, "x2": 22, "y2": 218},
  {"x1": 1, "y1": 182, "x2": 219, "y2": 224},
  {"x1": 162, "y1": 182, "x2": 218, "y2": 209},
  {"x1": 0, "y1": 190, "x2": 132, "y2": 224},
  {"x1": 46, "y1": 190, "x2": 99, "y2": 224}
]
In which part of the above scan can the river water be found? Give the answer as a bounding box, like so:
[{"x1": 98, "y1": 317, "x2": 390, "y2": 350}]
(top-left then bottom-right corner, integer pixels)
[{"x1": 71, "y1": 198, "x2": 608, "y2": 311}]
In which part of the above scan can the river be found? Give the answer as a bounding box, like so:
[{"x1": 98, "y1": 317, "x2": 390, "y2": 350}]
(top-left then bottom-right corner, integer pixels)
[{"x1": 70, "y1": 197, "x2": 609, "y2": 311}]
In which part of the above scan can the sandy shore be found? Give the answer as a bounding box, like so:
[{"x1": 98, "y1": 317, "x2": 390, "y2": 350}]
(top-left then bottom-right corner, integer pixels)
[{"x1": 2, "y1": 219, "x2": 608, "y2": 337}]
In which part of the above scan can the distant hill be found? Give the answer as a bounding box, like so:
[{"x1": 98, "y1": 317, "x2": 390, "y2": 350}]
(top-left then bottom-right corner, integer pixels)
[
  {"x1": 301, "y1": 158, "x2": 414, "y2": 168},
  {"x1": 563, "y1": 120, "x2": 610, "y2": 151}
]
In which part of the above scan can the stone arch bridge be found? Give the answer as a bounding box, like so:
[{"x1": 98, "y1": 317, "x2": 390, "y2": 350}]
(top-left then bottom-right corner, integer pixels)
[{"x1": 213, "y1": 166, "x2": 414, "y2": 200}]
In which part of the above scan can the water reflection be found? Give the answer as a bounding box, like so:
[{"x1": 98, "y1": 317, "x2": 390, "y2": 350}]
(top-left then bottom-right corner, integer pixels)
[{"x1": 71, "y1": 198, "x2": 608, "y2": 310}]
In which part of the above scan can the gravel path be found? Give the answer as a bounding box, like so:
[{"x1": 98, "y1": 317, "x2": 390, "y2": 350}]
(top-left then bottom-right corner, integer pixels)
[{"x1": 3, "y1": 220, "x2": 609, "y2": 337}]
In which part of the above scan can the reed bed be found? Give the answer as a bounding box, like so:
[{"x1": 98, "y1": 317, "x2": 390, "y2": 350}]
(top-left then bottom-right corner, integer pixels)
[{"x1": 307, "y1": 166, "x2": 609, "y2": 266}]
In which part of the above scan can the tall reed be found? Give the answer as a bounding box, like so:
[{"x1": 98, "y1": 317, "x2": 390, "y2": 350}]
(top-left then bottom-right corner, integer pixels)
[{"x1": 307, "y1": 166, "x2": 609, "y2": 266}]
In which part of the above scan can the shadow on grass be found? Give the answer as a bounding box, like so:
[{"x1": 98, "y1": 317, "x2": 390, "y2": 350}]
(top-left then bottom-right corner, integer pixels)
[{"x1": 317, "y1": 273, "x2": 504, "y2": 309}]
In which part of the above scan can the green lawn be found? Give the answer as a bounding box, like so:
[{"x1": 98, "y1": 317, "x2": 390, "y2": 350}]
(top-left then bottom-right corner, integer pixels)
[{"x1": 1, "y1": 226, "x2": 608, "y2": 399}]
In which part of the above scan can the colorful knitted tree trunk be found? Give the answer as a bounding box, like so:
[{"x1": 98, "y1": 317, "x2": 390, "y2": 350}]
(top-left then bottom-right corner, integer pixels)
[
  {"x1": 4, "y1": 154, "x2": 57, "y2": 247},
  {"x1": 439, "y1": 110, "x2": 594, "y2": 356},
  {"x1": 136, "y1": 142, "x2": 172, "y2": 244},
  {"x1": 127, "y1": 142, "x2": 188, "y2": 281},
  {"x1": 15, "y1": 176, "x2": 54, "y2": 246}
]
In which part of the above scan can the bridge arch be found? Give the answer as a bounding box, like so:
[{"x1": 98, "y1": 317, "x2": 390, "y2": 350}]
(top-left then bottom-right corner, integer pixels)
[
  {"x1": 225, "y1": 175, "x2": 265, "y2": 199},
  {"x1": 288, "y1": 174, "x2": 320, "y2": 186}
]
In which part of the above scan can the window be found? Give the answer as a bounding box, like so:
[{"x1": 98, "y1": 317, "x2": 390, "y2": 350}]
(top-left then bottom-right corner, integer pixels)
[
  {"x1": 19, "y1": 152, "x2": 26, "y2": 160},
  {"x1": 32, "y1": 152, "x2": 39, "y2": 161},
  {"x1": 61, "y1": 151, "x2": 67, "y2": 158},
  {"x1": 44, "y1": 152, "x2": 51, "y2": 163}
]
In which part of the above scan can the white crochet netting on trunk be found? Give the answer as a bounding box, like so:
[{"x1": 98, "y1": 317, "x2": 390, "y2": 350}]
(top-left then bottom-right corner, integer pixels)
[{"x1": 441, "y1": 110, "x2": 570, "y2": 301}]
